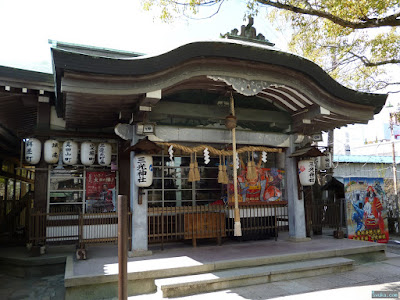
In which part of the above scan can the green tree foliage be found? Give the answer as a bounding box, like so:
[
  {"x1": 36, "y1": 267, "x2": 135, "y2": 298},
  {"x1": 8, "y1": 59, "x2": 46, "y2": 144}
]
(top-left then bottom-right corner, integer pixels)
[{"x1": 143, "y1": 0, "x2": 400, "y2": 93}]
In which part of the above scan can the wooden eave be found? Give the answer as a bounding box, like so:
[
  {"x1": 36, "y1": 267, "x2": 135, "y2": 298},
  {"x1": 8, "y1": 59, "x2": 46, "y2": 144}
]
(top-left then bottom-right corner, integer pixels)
[
  {"x1": 0, "y1": 66, "x2": 57, "y2": 157},
  {"x1": 0, "y1": 65, "x2": 54, "y2": 92},
  {"x1": 52, "y1": 41, "x2": 387, "y2": 133},
  {"x1": 289, "y1": 146, "x2": 324, "y2": 158}
]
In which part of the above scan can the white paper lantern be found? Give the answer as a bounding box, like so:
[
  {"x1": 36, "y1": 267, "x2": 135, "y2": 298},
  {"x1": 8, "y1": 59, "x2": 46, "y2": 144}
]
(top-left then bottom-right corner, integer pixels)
[
  {"x1": 321, "y1": 152, "x2": 332, "y2": 170},
  {"x1": 81, "y1": 142, "x2": 96, "y2": 166},
  {"x1": 97, "y1": 143, "x2": 112, "y2": 166},
  {"x1": 298, "y1": 159, "x2": 315, "y2": 186},
  {"x1": 316, "y1": 152, "x2": 333, "y2": 170},
  {"x1": 25, "y1": 138, "x2": 41, "y2": 164},
  {"x1": 134, "y1": 155, "x2": 153, "y2": 187},
  {"x1": 44, "y1": 140, "x2": 60, "y2": 164},
  {"x1": 63, "y1": 141, "x2": 78, "y2": 165}
]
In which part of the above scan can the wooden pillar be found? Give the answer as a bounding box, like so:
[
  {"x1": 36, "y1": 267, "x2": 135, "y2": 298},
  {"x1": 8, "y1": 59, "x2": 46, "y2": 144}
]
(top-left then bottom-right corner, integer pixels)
[
  {"x1": 34, "y1": 96, "x2": 50, "y2": 211},
  {"x1": 118, "y1": 141, "x2": 130, "y2": 208},
  {"x1": 3, "y1": 178, "x2": 8, "y2": 221},
  {"x1": 118, "y1": 195, "x2": 128, "y2": 300},
  {"x1": 13, "y1": 164, "x2": 16, "y2": 202},
  {"x1": 230, "y1": 93, "x2": 242, "y2": 237},
  {"x1": 33, "y1": 157, "x2": 47, "y2": 211},
  {"x1": 37, "y1": 97, "x2": 50, "y2": 131},
  {"x1": 12, "y1": 165, "x2": 17, "y2": 231}
]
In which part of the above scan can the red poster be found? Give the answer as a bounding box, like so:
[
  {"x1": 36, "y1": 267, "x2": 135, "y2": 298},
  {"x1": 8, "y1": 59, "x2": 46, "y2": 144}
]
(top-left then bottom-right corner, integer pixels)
[{"x1": 85, "y1": 171, "x2": 116, "y2": 212}]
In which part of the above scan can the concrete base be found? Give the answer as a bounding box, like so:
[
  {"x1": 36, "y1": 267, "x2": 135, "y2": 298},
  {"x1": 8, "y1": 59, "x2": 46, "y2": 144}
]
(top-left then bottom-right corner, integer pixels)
[
  {"x1": 344, "y1": 249, "x2": 387, "y2": 265},
  {"x1": 65, "y1": 278, "x2": 156, "y2": 300},
  {"x1": 64, "y1": 255, "x2": 156, "y2": 300},
  {"x1": 128, "y1": 250, "x2": 153, "y2": 257},
  {"x1": 0, "y1": 254, "x2": 66, "y2": 278},
  {"x1": 288, "y1": 236, "x2": 312, "y2": 242}
]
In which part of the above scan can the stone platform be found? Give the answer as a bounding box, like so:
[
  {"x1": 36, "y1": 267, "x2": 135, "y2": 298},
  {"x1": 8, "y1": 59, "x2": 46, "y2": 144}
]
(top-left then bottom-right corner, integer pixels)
[{"x1": 64, "y1": 234, "x2": 386, "y2": 299}]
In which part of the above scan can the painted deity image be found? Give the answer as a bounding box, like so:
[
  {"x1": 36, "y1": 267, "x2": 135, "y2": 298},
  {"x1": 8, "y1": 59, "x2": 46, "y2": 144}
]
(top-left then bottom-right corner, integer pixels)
[
  {"x1": 228, "y1": 167, "x2": 284, "y2": 203},
  {"x1": 344, "y1": 177, "x2": 388, "y2": 243}
]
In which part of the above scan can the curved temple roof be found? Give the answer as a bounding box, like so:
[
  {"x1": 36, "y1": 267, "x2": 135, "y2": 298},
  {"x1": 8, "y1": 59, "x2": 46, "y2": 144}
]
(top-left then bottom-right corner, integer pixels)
[{"x1": 49, "y1": 40, "x2": 387, "y2": 133}]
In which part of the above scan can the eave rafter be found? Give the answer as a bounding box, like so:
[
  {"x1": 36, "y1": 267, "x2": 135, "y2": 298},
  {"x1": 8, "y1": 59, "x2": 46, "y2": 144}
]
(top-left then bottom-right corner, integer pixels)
[
  {"x1": 54, "y1": 41, "x2": 384, "y2": 133},
  {"x1": 149, "y1": 101, "x2": 291, "y2": 130}
]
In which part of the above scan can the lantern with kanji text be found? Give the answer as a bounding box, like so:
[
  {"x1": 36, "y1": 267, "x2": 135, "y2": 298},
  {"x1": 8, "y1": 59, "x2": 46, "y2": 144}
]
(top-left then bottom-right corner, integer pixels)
[
  {"x1": 98, "y1": 143, "x2": 112, "y2": 166},
  {"x1": 81, "y1": 142, "x2": 96, "y2": 166},
  {"x1": 44, "y1": 140, "x2": 60, "y2": 164},
  {"x1": 25, "y1": 138, "x2": 41, "y2": 164},
  {"x1": 63, "y1": 141, "x2": 78, "y2": 165},
  {"x1": 298, "y1": 159, "x2": 316, "y2": 186}
]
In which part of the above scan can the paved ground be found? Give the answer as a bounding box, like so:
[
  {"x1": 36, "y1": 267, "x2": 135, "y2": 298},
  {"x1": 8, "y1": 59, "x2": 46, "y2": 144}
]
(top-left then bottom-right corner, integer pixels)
[
  {"x1": 1, "y1": 239, "x2": 400, "y2": 300},
  {"x1": 0, "y1": 273, "x2": 64, "y2": 300}
]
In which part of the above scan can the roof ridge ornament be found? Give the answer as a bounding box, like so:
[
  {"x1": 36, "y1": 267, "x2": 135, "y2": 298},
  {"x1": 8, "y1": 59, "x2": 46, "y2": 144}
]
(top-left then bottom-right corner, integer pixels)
[
  {"x1": 208, "y1": 75, "x2": 270, "y2": 96},
  {"x1": 221, "y1": 16, "x2": 275, "y2": 46}
]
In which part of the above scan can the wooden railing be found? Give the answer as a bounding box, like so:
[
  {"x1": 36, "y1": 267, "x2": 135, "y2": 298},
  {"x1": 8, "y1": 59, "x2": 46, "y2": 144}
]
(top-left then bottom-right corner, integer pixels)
[
  {"x1": 29, "y1": 207, "x2": 132, "y2": 249},
  {"x1": 148, "y1": 202, "x2": 288, "y2": 247}
]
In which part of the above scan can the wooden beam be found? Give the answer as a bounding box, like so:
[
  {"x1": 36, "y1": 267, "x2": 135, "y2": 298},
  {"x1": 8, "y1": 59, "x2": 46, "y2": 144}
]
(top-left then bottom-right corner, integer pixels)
[
  {"x1": 292, "y1": 105, "x2": 330, "y2": 124},
  {"x1": 37, "y1": 100, "x2": 50, "y2": 130},
  {"x1": 33, "y1": 129, "x2": 117, "y2": 139},
  {"x1": 150, "y1": 101, "x2": 291, "y2": 125},
  {"x1": 139, "y1": 90, "x2": 161, "y2": 106},
  {"x1": 133, "y1": 91, "x2": 162, "y2": 122}
]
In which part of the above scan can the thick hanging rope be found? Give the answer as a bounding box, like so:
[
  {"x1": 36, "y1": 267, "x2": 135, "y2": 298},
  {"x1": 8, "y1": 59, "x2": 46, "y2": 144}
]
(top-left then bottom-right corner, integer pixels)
[{"x1": 155, "y1": 142, "x2": 282, "y2": 156}]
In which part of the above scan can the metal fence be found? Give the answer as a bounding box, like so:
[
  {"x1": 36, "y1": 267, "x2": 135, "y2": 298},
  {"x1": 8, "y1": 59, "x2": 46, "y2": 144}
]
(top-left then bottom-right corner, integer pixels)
[
  {"x1": 29, "y1": 207, "x2": 132, "y2": 249},
  {"x1": 148, "y1": 202, "x2": 288, "y2": 247}
]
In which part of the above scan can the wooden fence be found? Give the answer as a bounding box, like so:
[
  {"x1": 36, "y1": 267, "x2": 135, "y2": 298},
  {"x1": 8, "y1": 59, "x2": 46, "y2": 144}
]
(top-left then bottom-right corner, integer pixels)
[
  {"x1": 29, "y1": 207, "x2": 132, "y2": 249},
  {"x1": 148, "y1": 202, "x2": 288, "y2": 247},
  {"x1": 306, "y1": 200, "x2": 344, "y2": 235},
  {"x1": 29, "y1": 202, "x2": 288, "y2": 249}
]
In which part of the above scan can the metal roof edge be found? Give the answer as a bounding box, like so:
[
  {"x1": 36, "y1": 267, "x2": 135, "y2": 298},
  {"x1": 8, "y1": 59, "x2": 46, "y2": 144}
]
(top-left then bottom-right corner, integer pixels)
[
  {"x1": 334, "y1": 154, "x2": 400, "y2": 164},
  {"x1": 49, "y1": 39, "x2": 145, "y2": 58}
]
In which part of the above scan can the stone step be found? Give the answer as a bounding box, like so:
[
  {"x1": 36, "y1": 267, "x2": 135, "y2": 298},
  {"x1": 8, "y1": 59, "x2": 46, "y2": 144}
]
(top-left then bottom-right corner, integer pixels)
[
  {"x1": 64, "y1": 241, "x2": 385, "y2": 300},
  {"x1": 157, "y1": 257, "x2": 354, "y2": 298}
]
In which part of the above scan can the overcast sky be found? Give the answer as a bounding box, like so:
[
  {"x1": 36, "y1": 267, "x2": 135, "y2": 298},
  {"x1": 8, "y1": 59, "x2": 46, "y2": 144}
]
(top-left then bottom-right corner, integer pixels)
[{"x1": 0, "y1": 0, "x2": 288, "y2": 73}]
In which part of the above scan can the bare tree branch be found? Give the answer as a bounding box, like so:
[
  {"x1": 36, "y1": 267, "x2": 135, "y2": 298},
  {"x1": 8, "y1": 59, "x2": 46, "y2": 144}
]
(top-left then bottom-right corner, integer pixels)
[
  {"x1": 347, "y1": 51, "x2": 400, "y2": 67},
  {"x1": 364, "y1": 59, "x2": 400, "y2": 67},
  {"x1": 317, "y1": 44, "x2": 400, "y2": 67},
  {"x1": 182, "y1": 0, "x2": 225, "y2": 20},
  {"x1": 169, "y1": 1, "x2": 220, "y2": 6},
  {"x1": 256, "y1": 0, "x2": 400, "y2": 28}
]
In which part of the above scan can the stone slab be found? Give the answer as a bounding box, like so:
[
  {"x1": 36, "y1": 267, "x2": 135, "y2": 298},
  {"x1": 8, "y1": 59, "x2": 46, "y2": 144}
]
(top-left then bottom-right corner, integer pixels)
[{"x1": 159, "y1": 257, "x2": 354, "y2": 298}]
